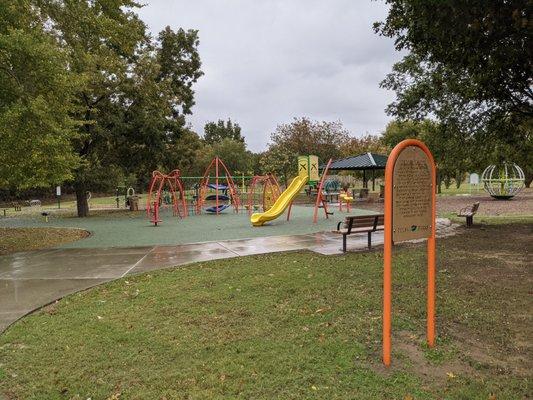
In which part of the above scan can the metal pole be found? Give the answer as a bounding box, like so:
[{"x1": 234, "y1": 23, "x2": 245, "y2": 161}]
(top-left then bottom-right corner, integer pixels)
[
  {"x1": 383, "y1": 160, "x2": 393, "y2": 367},
  {"x1": 215, "y1": 157, "x2": 219, "y2": 215}
]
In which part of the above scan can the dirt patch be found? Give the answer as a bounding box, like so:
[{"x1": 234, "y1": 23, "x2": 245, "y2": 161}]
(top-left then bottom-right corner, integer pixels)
[
  {"x1": 369, "y1": 222, "x2": 532, "y2": 389},
  {"x1": 349, "y1": 188, "x2": 533, "y2": 217},
  {"x1": 395, "y1": 331, "x2": 479, "y2": 385},
  {"x1": 440, "y1": 223, "x2": 532, "y2": 374}
]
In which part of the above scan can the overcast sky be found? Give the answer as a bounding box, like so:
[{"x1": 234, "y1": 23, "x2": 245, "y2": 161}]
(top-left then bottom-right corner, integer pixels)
[{"x1": 137, "y1": 0, "x2": 401, "y2": 152}]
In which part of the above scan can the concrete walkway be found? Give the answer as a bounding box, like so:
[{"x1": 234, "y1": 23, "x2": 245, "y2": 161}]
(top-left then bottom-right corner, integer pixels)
[
  {"x1": 0, "y1": 231, "x2": 377, "y2": 333},
  {"x1": 0, "y1": 219, "x2": 457, "y2": 334}
]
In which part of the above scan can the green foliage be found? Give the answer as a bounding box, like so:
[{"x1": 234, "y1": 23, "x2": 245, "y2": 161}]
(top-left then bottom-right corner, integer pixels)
[
  {"x1": 261, "y1": 118, "x2": 349, "y2": 183},
  {"x1": 376, "y1": 0, "x2": 532, "y2": 123},
  {"x1": 0, "y1": 2, "x2": 80, "y2": 189},
  {"x1": 164, "y1": 129, "x2": 204, "y2": 176},
  {"x1": 31, "y1": 0, "x2": 204, "y2": 215},
  {"x1": 382, "y1": 119, "x2": 472, "y2": 190},
  {"x1": 204, "y1": 119, "x2": 244, "y2": 144},
  {"x1": 259, "y1": 144, "x2": 298, "y2": 185},
  {"x1": 376, "y1": 0, "x2": 532, "y2": 188},
  {"x1": 195, "y1": 138, "x2": 253, "y2": 175},
  {"x1": 339, "y1": 134, "x2": 387, "y2": 157}
]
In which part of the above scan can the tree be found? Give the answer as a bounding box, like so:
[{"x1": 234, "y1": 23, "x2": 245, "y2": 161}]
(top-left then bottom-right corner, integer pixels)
[
  {"x1": 0, "y1": 1, "x2": 79, "y2": 189},
  {"x1": 339, "y1": 134, "x2": 388, "y2": 157},
  {"x1": 38, "y1": 0, "x2": 203, "y2": 216},
  {"x1": 259, "y1": 144, "x2": 297, "y2": 186},
  {"x1": 204, "y1": 119, "x2": 244, "y2": 144},
  {"x1": 267, "y1": 117, "x2": 348, "y2": 166},
  {"x1": 382, "y1": 119, "x2": 473, "y2": 192},
  {"x1": 474, "y1": 116, "x2": 533, "y2": 187},
  {"x1": 376, "y1": 2, "x2": 532, "y2": 190},
  {"x1": 375, "y1": 1, "x2": 532, "y2": 126},
  {"x1": 194, "y1": 138, "x2": 252, "y2": 176},
  {"x1": 164, "y1": 129, "x2": 204, "y2": 177}
]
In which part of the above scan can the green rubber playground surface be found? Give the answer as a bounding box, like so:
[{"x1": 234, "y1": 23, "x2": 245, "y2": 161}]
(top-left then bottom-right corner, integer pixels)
[{"x1": 0, "y1": 206, "x2": 377, "y2": 248}]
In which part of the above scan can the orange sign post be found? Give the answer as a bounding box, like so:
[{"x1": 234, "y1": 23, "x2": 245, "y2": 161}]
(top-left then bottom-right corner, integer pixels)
[{"x1": 383, "y1": 139, "x2": 437, "y2": 366}]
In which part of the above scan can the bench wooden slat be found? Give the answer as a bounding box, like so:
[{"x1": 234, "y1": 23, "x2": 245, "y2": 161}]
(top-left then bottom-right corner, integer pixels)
[
  {"x1": 457, "y1": 202, "x2": 480, "y2": 227},
  {"x1": 334, "y1": 214, "x2": 385, "y2": 252}
]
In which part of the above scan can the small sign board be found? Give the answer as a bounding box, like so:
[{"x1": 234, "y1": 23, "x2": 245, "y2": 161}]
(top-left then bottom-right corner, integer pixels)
[
  {"x1": 56, "y1": 186, "x2": 61, "y2": 196},
  {"x1": 469, "y1": 173, "x2": 479, "y2": 185},
  {"x1": 298, "y1": 156, "x2": 308, "y2": 180},
  {"x1": 392, "y1": 146, "x2": 433, "y2": 242},
  {"x1": 309, "y1": 155, "x2": 319, "y2": 182}
]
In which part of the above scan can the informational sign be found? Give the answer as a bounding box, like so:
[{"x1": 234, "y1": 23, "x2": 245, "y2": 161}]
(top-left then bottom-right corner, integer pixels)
[
  {"x1": 56, "y1": 186, "x2": 61, "y2": 196},
  {"x1": 309, "y1": 155, "x2": 319, "y2": 182},
  {"x1": 298, "y1": 156, "x2": 308, "y2": 180},
  {"x1": 383, "y1": 139, "x2": 436, "y2": 367},
  {"x1": 469, "y1": 173, "x2": 479, "y2": 185},
  {"x1": 392, "y1": 146, "x2": 433, "y2": 242}
]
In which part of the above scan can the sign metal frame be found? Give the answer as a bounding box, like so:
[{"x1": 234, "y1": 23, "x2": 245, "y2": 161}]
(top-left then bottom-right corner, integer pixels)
[{"x1": 383, "y1": 139, "x2": 437, "y2": 366}]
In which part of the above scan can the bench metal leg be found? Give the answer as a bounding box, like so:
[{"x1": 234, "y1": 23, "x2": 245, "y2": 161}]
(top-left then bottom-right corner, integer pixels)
[
  {"x1": 367, "y1": 231, "x2": 372, "y2": 249},
  {"x1": 342, "y1": 234, "x2": 347, "y2": 252}
]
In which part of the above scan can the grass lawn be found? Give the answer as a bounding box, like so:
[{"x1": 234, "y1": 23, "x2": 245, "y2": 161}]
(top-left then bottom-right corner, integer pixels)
[
  {"x1": 0, "y1": 227, "x2": 89, "y2": 255},
  {"x1": 0, "y1": 221, "x2": 531, "y2": 399}
]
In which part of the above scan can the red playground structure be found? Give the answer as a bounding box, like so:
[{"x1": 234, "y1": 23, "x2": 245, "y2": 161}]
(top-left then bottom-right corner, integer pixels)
[
  {"x1": 196, "y1": 157, "x2": 241, "y2": 215},
  {"x1": 246, "y1": 174, "x2": 281, "y2": 215},
  {"x1": 146, "y1": 169, "x2": 187, "y2": 226},
  {"x1": 313, "y1": 158, "x2": 333, "y2": 223}
]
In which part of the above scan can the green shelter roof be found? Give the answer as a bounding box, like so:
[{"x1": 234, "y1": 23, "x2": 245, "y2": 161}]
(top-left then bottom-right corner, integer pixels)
[{"x1": 322, "y1": 152, "x2": 388, "y2": 171}]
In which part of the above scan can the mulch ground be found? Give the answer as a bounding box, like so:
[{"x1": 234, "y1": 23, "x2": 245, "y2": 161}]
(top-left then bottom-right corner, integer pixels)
[{"x1": 354, "y1": 188, "x2": 533, "y2": 216}]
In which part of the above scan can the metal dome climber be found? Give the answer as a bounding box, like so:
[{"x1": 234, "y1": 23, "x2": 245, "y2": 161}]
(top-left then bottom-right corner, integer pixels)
[
  {"x1": 146, "y1": 169, "x2": 187, "y2": 226},
  {"x1": 481, "y1": 162, "x2": 525, "y2": 200},
  {"x1": 246, "y1": 174, "x2": 281, "y2": 214},
  {"x1": 196, "y1": 157, "x2": 241, "y2": 215}
]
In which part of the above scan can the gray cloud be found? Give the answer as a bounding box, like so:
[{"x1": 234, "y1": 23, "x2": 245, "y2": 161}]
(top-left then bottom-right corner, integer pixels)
[{"x1": 137, "y1": 0, "x2": 401, "y2": 151}]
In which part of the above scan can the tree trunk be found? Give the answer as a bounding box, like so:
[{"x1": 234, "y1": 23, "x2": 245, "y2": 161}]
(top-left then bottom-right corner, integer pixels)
[
  {"x1": 75, "y1": 184, "x2": 89, "y2": 217},
  {"x1": 455, "y1": 172, "x2": 463, "y2": 189},
  {"x1": 525, "y1": 173, "x2": 532, "y2": 188},
  {"x1": 444, "y1": 175, "x2": 451, "y2": 189},
  {"x1": 436, "y1": 169, "x2": 442, "y2": 194}
]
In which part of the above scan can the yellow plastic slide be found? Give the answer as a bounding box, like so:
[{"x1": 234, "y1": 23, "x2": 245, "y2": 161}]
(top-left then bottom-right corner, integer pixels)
[{"x1": 250, "y1": 175, "x2": 308, "y2": 226}]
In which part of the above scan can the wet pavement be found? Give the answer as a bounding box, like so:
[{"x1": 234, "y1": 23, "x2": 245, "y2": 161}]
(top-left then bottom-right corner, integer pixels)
[
  {"x1": 1, "y1": 231, "x2": 381, "y2": 333},
  {"x1": 0, "y1": 218, "x2": 460, "y2": 334}
]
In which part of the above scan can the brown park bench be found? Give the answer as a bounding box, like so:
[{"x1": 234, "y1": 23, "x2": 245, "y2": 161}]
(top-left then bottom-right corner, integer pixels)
[
  {"x1": 457, "y1": 202, "x2": 480, "y2": 227},
  {"x1": 334, "y1": 214, "x2": 385, "y2": 252}
]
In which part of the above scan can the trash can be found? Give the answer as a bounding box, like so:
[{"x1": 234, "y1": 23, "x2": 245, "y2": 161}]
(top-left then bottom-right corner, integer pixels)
[{"x1": 129, "y1": 195, "x2": 139, "y2": 211}]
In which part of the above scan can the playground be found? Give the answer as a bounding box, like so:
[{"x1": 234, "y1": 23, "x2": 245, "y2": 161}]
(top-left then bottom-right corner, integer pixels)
[
  {"x1": 0, "y1": 151, "x2": 531, "y2": 399},
  {"x1": 0, "y1": 205, "x2": 377, "y2": 249}
]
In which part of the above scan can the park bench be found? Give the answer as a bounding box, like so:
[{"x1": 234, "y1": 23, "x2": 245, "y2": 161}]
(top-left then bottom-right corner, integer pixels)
[
  {"x1": 334, "y1": 214, "x2": 385, "y2": 252},
  {"x1": 457, "y1": 202, "x2": 480, "y2": 227}
]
